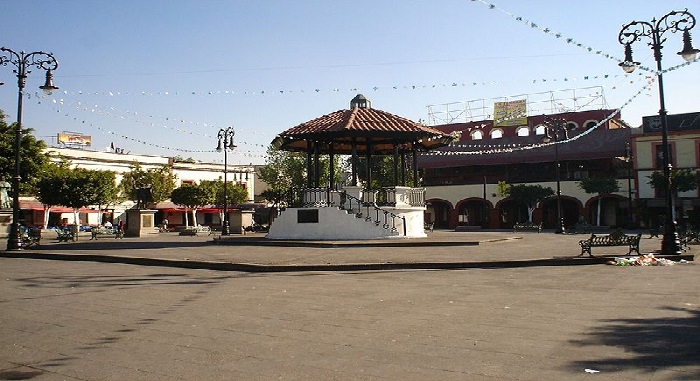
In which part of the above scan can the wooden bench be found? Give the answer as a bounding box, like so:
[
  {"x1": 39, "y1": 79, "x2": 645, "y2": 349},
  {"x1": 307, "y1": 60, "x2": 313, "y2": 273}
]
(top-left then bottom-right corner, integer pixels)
[
  {"x1": 56, "y1": 229, "x2": 75, "y2": 242},
  {"x1": 513, "y1": 222, "x2": 542, "y2": 233},
  {"x1": 90, "y1": 226, "x2": 123, "y2": 240},
  {"x1": 578, "y1": 230, "x2": 641, "y2": 257}
]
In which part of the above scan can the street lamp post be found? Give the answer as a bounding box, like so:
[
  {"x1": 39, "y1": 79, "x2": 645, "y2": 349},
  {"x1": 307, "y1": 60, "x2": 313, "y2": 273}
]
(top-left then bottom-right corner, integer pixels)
[
  {"x1": 618, "y1": 9, "x2": 699, "y2": 255},
  {"x1": 1, "y1": 48, "x2": 59, "y2": 251},
  {"x1": 543, "y1": 117, "x2": 567, "y2": 234},
  {"x1": 625, "y1": 142, "x2": 635, "y2": 229},
  {"x1": 216, "y1": 127, "x2": 236, "y2": 235}
]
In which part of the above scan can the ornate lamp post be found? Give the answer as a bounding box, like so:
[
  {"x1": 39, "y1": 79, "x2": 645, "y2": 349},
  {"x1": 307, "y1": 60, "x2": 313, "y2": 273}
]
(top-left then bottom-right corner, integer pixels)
[
  {"x1": 1, "y1": 48, "x2": 59, "y2": 251},
  {"x1": 543, "y1": 117, "x2": 567, "y2": 234},
  {"x1": 216, "y1": 127, "x2": 236, "y2": 235},
  {"x1": 618, "y1": 9, "x2": 699, "y2": 255}
]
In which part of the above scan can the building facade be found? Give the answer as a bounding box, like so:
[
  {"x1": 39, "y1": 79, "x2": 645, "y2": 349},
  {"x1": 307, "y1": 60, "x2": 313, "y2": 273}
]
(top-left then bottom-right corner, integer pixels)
[
  {"x1": 19, "y1": 147, "x2": 255, "y2": 229},
  {"x1": 632, "y1": 112, "x2": 700, "y2": 229},
  {"x1": 418, "y1": 109, "x2": 634, "y2": 230}
]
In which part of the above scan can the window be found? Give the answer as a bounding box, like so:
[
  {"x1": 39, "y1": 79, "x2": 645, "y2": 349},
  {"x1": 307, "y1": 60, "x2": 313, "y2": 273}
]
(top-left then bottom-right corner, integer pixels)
[
  {"x1": 181, "y1": 180, "x2": 195, "y2": 186},
  {"x1": 653, "y1": 143, "x2": 675, "y2": 169},
  {"x1": 490, "y1": 128, "x2": 504, "y2": 139},
  {"x1": 471, "y1": 130, "x2": 483, "y2": 140},
  {"x1": 516, "y1": 126, "x2": 530, "y2": 137},
  {"x1": 535, "y1": 124, "x2": 546, "y2": 135},
  {"x1": 584, "y1": 120, "x2": 598, "y2": 130}
]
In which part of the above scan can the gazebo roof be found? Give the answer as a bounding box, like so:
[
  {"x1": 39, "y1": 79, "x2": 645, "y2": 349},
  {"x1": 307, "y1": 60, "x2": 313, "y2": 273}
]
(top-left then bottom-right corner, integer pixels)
[{"x1": 272, "y1": 95, "x2": 454, "y2": 154}]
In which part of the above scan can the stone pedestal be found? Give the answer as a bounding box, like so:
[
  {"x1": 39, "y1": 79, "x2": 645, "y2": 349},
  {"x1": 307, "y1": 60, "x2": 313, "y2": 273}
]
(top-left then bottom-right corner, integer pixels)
[
  {"x1": 125, "y1": 209, "x2": 157, "y2": 237},
  {"x1": 228, "y1": 210, "x2": 254, "y2": 234},
  {"x1": 0, "y1": 209, "x2": 12, "y2": 240}
]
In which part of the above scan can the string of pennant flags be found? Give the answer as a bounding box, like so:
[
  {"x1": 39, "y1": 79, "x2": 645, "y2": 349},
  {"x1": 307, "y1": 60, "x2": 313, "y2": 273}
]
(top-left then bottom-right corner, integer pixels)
[
  {"x1": 35, "y1": 76, "x2": 653, "y2": 158},
  {"x1": 469, "y1": 0, "x2": 700, "y2": 74},
  {"x1": 37, "y1": 97, "x2": 271, "y2": 156},
  {"x1": 53, "y1": 71, "x2": 652, "y2": 99},
  {"x1": 423, "y1": 79, "x2": 654, "y2": 156}
]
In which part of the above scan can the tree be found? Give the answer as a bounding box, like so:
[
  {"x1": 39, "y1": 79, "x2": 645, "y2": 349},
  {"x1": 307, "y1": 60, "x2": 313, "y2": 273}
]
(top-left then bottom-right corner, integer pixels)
[
  {"x1": 647, "y1": 169, "x2": 699, "y2": 221},
  {"x1": 0, "y1": 109, "x2": 49, "y2": 194},
  {"x1": 647, "y1": 169, "x2": 699, "y2": 194},
  {"x1": 353, "y1": 155, "x2": 417, "y2": 188},
  {"x1": 507, "y1": 184, "x2": 554, "y2": 223},
  {"x1": 35, "y1": 167, "x2": 117, "y2": 234},
  {"x1": 119, "y1": 162, "x2": 176, "y2": 207},
  {"x1": 200, "y1": 179, "x2": 248, "y2": 207},
  {"x1": 170, "y1": 184, "x2": 213, "y2": 227},
  {"x1": 258, "y1": 146, "x2": 308, "y2": 195},
  {"x1": 578, "y1": 177, "x2": 620, "y2": 226}
]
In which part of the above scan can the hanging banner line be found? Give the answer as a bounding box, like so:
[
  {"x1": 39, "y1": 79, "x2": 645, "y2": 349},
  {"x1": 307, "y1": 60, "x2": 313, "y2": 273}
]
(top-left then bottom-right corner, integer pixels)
[
  {"x1": 39, "y1": 72, "x2": 651, "y2": 143},
  {"x1": 38, "y1": 97, "x2": 270, "y2": 152},
  {"x1": 469, "y1": 0, "x2": 699, "y2": 75},
  {"x1": 37, "y1": 78, "x2": 651, "y2": 158},
  {"x1": 55, "y1": 71, "x2": 648, "y2": 99}
]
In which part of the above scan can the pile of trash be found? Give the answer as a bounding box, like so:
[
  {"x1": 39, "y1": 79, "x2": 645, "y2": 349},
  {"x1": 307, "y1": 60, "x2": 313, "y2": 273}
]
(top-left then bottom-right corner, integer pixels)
[{"x1": 606, "y1": 253, "x2": 684, "y2": 266}]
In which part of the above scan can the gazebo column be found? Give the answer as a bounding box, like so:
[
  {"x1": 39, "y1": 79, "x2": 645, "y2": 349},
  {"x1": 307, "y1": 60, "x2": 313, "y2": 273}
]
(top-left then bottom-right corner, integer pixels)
[
  {"x1": 392, "y1": 145, "x2": 399, "y2": 187},
  {"x1": 314, "y1": 141, "x2": 321, "y2": 188},
  {"x1": 400, "y1": 150, "x2": 407, "y2": 186},
  {"x1": 351, "y1": 139, "x2": 358, "y2": 186},
  {"x1": 366, "y1": 138, "x2": 373, "y2": 190},
  {"x1": 412, "y1": 142, "x2": 419, "y2": 186},
  {"x1": 328, "y1": 142, "x2": 335, "y2": 190},
  {"x1": 306, "y1": 141, "x2": 314, "y2": 188}
]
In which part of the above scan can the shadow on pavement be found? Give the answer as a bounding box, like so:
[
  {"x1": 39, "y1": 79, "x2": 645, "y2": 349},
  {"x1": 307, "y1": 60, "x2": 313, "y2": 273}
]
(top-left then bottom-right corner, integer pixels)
[
  {"x1": 30, "y1": 239, "x2": 211, "y2": 251},
  {"x1": 569, "y1": 306, "x2": 700, "y2": 379}
]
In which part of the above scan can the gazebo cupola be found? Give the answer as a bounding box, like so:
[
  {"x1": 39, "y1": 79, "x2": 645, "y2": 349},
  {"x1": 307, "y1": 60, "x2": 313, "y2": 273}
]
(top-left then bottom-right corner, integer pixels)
[{"x1": 350, "y1": 94, "x2": 371, "y2": 109}]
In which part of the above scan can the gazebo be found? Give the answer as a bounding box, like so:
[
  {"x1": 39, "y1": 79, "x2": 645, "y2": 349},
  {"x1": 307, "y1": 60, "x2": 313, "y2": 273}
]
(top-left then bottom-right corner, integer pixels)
[{"x1": 267, "y1": 94, "x2": 454, "y2": 240}]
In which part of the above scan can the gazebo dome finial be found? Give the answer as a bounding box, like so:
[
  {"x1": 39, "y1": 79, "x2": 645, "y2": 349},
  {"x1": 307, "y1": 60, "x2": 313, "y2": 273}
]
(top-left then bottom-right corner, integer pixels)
[{"x1": 350, "y1": 94, "x2": 371, "y2": 109}]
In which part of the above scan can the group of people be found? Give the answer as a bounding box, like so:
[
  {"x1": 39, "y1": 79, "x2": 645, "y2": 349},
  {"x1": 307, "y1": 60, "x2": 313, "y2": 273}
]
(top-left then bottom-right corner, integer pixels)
[{"x1": 104, "y1": 219, "x2": 125, "y2": 233}]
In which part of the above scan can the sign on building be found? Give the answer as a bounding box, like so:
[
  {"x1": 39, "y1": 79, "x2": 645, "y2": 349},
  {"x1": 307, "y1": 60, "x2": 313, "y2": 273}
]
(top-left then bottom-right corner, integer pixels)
[
  {"x1": 57, "y1": 132, "x2": 92, "y2": 147},
  {"x1": 493, "y1": 99, "x2": 527, "y2": 127}
]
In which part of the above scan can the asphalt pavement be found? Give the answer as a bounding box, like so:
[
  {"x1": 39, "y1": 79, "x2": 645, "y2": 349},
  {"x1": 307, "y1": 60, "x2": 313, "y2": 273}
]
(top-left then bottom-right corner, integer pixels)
[{"x1": 0, "y1": 230, "x2": 698, "y2": 380}]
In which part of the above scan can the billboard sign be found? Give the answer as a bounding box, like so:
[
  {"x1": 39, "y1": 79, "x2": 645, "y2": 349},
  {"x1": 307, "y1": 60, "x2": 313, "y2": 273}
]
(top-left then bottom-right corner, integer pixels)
[
  {"x1": 57, "y1": 132, "x2": 92, "y2": 147},
  {"x1": 493, "y1": 99, "x2": 527, "y2": 127}
]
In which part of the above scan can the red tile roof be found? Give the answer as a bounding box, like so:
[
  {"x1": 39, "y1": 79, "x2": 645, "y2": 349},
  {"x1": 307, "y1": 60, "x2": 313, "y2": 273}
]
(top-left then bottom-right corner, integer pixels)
[{"x1": 273, "y1": 106, "x2": 454, "y2": 154}]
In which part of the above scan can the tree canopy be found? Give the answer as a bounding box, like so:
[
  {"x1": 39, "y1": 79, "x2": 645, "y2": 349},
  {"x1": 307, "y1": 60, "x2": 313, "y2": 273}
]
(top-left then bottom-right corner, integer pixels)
[
  {"x1": 507, "y1": 184, "x2": 554, "y2": 222},
  {"x1": 0, "y1": 109, "x2": 49, "y2": 194},
  {"x1": 647, "y1": 169, "x2": 699, "y2": 194},
  {"x1": 199, "y1": 179, "x2": 248, "y2": 207},
  {"x1": 578, "y1": 177, "x2": 620, "y2": 195},
  {"x1": 119, "y1": 162, "x2": 176, "y2": 206}
]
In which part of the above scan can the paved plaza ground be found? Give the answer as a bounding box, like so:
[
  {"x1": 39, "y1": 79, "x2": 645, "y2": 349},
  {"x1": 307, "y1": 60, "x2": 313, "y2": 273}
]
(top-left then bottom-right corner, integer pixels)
[{"x1": 0, "y1": 230, "x2": 698, "y2": 380}]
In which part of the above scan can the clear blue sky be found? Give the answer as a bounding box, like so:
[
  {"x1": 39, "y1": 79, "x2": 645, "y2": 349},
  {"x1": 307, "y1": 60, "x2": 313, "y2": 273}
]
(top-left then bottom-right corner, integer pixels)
[{"x1": 2, "y1": 0, "x2": 698, "y2": 165}]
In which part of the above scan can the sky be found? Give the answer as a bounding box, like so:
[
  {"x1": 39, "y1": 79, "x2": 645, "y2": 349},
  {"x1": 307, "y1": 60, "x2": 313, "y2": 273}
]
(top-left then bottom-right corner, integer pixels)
[{"x1": 2, "y1": 0, "x2": 699, "y2": 166}]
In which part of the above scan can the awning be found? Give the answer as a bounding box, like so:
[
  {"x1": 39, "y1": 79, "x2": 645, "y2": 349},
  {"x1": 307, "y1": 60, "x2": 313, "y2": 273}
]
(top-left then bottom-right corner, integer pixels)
[{"x1": 19, "y1": 200, "x2": 99, "y2": 213}]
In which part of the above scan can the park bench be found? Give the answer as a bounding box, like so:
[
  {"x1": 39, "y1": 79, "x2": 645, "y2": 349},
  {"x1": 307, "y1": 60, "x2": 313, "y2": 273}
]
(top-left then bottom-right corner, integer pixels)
[
  {"x1": 179, "y1": 225, "x2": 212, "y2": 236},
  {"x1": 424, "y1": 222, "x2": 434, "y2": 232},
  {"x1": 90, "y1": 226, "x2": 123, "y2": 240},
  {"x1": 513, "y1": 221, "x2": 542, "y2": 233},
  {"x1": 578, "y1": 230, "x2": 641, "y2": 257},
  {"x1": 56, "y1": 229, "x2": 75, "y2": 242},
  {"x1": 22, "y1": 228, "x2": 42, "y2": 247}
]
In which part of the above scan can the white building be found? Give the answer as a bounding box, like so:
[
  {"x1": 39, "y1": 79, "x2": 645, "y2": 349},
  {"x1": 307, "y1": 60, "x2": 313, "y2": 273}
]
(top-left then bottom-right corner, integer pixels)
[{"x1": 20, "y1": 147, "x2": 255, "y2": 229}]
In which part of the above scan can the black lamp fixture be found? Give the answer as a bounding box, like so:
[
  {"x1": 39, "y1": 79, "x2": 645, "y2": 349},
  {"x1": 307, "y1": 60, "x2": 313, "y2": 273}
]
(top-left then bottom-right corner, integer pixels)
[
  {"x1": 618, "y1": 9, "x2": 697, "y2": 255},
  {"x1": 216, "y1": 127, "x2": 236, "y2": 235},
  {"x1": 1, "y1": 47, "x2": 59, "y2": 251}
]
